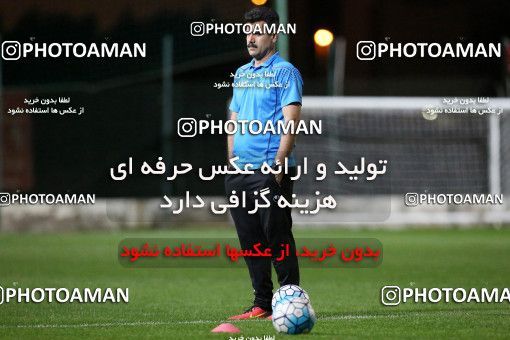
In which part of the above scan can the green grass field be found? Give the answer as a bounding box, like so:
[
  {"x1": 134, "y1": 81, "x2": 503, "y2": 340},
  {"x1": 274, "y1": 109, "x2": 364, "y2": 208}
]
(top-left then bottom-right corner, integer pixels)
[{"x1": 0, "y1": 227, "x2": 509, "y2": 339}]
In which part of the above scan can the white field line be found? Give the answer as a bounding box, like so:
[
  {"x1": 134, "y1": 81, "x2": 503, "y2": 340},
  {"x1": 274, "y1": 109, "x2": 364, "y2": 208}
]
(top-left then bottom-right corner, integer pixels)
[
  {"x1": 0, "y1": 309, "x2": 508, "y2": 329},
  {"x1": 321, "y1": 309, "x2": 510, "y2": 321}
]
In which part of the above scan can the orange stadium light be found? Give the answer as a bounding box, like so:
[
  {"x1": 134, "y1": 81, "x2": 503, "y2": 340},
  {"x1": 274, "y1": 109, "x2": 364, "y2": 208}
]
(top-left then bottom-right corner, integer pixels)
[
  {"x1": 314, "y1": 29, "x2": 334, "y2": 47},
  {"x1": 251, "y1": 0, "x2": 268, "y2": 5}
]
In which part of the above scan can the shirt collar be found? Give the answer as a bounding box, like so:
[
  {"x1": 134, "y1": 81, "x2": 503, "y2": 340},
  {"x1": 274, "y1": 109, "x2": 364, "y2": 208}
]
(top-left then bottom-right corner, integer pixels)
[{"x1": 250, "y1": 51, "x2": 280, "y2": 69}]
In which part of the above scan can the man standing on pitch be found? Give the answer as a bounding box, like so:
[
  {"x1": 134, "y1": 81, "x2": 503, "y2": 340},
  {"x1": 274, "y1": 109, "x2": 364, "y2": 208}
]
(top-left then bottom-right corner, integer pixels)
[{"x1": 225, "y1": 7, "x2": 303, "y2": 320}]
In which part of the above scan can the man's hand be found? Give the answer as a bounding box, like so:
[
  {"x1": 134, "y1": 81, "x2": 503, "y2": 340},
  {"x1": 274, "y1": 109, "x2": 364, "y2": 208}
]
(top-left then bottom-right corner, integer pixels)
[
  {"x1": 275, "y1": 172, "x2": 283, "y2": 186},
  {"x1": 227, "y1": 111, "x2": 238, "y2": 162},
  {"x1": 274, "y1": 103, "x2": 301, "y2": 185}
]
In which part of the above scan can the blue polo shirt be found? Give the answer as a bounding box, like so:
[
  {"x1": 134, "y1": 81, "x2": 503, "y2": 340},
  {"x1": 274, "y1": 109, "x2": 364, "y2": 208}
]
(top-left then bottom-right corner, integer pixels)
[{"x1": 229, "y1": 52, "x2": 303, "y2": 170}]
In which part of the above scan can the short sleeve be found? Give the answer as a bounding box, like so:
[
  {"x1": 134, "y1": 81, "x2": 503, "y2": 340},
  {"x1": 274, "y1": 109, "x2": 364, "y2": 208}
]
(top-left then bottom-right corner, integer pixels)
[
  {"x1": 277, "y1": 67, "x2": 303, "y2": 107},
  {"x1": 229, "y1": 69, "x2": 242, "y2": 112},
  {"x1": 229, "y1": 88, "x2": 240, "y2": 113}
]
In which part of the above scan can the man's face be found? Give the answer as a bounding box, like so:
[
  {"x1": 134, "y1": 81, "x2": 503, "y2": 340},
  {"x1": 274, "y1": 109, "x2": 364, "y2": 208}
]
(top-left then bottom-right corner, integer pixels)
[{"x1": 246, "y1": 21, "x2": 277, "y2": 60}]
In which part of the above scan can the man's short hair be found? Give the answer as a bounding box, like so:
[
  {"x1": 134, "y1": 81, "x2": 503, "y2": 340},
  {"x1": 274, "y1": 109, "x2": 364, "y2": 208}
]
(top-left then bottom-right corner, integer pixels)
[{"x1": 244, "y1": 7, "x2": 279, "y2": 26}]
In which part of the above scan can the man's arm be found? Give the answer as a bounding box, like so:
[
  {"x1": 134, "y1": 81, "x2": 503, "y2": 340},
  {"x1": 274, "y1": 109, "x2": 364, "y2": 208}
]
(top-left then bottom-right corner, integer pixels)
[
  {"x1": 274, "y1": 104, "x2": 301, "y2": 184},
  {"x1": 227, "y1": 111, "x2": 238, "y2": 162}
]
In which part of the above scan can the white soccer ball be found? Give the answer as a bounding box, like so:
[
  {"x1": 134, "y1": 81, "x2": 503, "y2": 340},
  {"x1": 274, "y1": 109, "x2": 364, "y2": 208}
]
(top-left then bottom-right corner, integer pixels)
[
  {"x1": 272, "y1": 297, "x2": 316, "y2": 334},
  {"x1": 271, "y1": 284, "x2": 310, "y2": 311}
]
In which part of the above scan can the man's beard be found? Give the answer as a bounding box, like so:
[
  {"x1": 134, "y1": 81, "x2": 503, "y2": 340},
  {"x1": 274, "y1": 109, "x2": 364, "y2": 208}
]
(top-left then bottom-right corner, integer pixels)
[{"x1": 249, "y1": 45, "x2": 272, "y2": 61}]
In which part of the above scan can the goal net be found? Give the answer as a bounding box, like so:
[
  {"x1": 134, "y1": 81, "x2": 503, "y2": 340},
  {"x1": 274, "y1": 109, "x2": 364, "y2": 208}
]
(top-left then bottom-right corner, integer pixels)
[{"x1": 293, "y1": 96, "x2": 510, "y2": 226}]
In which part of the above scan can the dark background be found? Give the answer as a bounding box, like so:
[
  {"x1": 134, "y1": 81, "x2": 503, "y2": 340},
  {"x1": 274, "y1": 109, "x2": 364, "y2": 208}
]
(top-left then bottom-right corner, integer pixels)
[{"x1": 1, "y1": 0, "x2": 509, "y2": 197}]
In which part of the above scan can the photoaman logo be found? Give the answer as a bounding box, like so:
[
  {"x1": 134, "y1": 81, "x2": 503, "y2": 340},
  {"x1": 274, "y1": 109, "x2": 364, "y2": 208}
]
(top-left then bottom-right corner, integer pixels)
[
  {"x1": 1, "y1": 41, "x2": 146, "y2": 60},
  {"x1": 357, "y1": 41, "x2": 502, "y2": 60},
  {"x1": 0, "y1": 285, "x2": 129, "y2": 304},
  {"x1": 381, "y1": 285, "x2": 510, "y2": 306}
]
